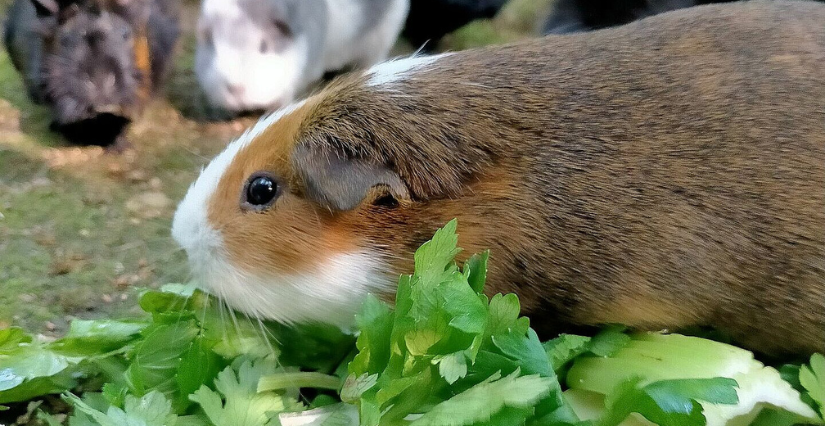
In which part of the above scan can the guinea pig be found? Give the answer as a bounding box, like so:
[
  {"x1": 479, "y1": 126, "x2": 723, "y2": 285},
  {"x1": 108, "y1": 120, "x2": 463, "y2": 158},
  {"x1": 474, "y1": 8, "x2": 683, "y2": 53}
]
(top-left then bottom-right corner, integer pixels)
[
  {"x1": 173, "y1": 0, "x2": 825, "y2": 357},
  {"x1": 403, "y1": 0, "x2": 509, "y2": 51},
  {"x1": 194, "y1": 0, "x2": 409, "y2": 114},
  {"x1": 538, "y1": 0, "x2": 825, "y2": 34},
  {"x1": 3, "y1": 0, "x2": 180, "y2": 149}
]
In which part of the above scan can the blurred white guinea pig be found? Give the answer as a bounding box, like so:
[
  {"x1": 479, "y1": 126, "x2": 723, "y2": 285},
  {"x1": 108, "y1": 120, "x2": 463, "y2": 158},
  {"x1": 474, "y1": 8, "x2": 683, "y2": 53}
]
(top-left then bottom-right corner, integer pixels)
[{"x1": 194, "y1": 0, "x2": 409, "y2": 113}]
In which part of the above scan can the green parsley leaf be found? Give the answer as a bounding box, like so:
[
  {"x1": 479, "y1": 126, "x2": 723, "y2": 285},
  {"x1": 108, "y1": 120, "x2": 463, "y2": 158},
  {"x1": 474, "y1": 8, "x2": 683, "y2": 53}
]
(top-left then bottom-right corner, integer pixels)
[
  {"x1": 409, "y1": 370, "x2": 555, "y2": 426},
  {"x1": 800, "y1": 353, "x2": 825, "y2": 419},
  {"x1": 543, "y1": 334, "x2": 592, "y2": 373},
  {"x1": 65, "y1": 390, "x2": 178, "y2": 426},
  {"x1": 599, "y1": 377, "x2": 738, "y2": 426},
  {"x1": 189, "y1": 358, "x2": 303, "y2": 426}
]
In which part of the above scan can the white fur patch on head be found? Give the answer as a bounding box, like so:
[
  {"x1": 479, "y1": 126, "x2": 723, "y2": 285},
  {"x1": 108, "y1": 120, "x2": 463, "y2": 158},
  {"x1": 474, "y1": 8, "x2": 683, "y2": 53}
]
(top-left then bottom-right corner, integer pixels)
[
  {"x1": 246, "y1": 99, "x2": 308, "y2": 142},
  {"x1": 366, "y1": 52, "x2": 451, "y2": 87},
  {"x1": 172, "y1": 135, "x2": 252, "y2": 257},
  {"x1": 171, "y1": 100, "x2": 304, "y2": 271}
]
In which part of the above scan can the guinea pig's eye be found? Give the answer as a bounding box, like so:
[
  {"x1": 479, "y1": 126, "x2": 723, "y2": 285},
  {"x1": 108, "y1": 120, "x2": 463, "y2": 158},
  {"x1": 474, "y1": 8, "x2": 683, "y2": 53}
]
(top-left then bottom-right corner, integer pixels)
[
  {"x1": 197, "y1": 24, "x2": 213, "y2": 47},
  {"x1": 273, "y1": 20, "x2": 291, "y2": 38},
  {"x1": 241, "y1": 173, "x2": 282, "y2": 211}
]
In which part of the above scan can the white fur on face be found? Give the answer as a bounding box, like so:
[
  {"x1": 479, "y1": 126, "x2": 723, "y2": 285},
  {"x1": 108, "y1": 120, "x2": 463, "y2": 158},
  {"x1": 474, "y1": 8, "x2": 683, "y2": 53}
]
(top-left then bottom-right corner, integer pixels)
[
  {"x1": 195, "y1": 0, "x2": 310, "y2": 112},
  {"x1": 190, "y1": 251, "x2": 387, "y2": 325},
  {"x1": 172, "y1": 100, "x2": 391, "y2": 326},
  {"x1": 366, "y1": 52, "x2": 451, "y2": 87},
  {"x1": 171, "y1": 100, "x2": 305, "y2": 249}
]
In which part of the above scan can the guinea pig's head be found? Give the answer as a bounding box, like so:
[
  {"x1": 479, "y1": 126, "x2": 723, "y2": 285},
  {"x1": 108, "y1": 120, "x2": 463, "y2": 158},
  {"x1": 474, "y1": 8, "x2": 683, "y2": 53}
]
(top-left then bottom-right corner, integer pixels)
[
  {"x1": 194, "y1": 0, "x2": 325, "y2": 114},
  {"x1": 36, "y1": 0, "x2": 145, "y2": 145},
  {"x1": 172, "y1": 53, "x2": 497, "y2": 326}
]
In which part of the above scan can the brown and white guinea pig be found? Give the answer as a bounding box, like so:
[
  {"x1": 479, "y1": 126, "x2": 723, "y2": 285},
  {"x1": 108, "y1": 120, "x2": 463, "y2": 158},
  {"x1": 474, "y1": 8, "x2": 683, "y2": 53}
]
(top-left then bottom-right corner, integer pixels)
[
  {"x1": 3, "y1": 0, "x2": 180, "y2": 148},
  {"x1": 173, "y1": 0, "x2": 825, "y2": 357}
]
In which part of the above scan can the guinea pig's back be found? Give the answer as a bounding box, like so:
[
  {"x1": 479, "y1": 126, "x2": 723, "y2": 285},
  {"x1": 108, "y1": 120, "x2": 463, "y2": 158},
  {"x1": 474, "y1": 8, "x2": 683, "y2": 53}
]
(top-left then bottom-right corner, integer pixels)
[
  {"x1": 353, "y1": 0, "x2": 824, "y2": 354},
  {"x1": 527, "y1": 0, "x2": 825, "y2": 354},
  {"x1": 3, "y1": 0, "x2": 47, "y2": 102},
  {"x1": 528, "y1": 1, "x2": 825, "y2": 354}
]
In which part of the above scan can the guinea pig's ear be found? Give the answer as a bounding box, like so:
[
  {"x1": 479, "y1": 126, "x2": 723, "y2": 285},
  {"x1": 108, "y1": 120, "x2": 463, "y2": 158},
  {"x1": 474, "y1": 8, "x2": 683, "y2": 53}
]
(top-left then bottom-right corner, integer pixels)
[
  {"x1": 293, "y1": 143, "x2": 410, "y2": 211},
  {"x1": 31, "y1": 0, "x2": 59, "y2": 16},
  {"x1": 54, "y1": 1, "x2": 80, "y2": 24}
]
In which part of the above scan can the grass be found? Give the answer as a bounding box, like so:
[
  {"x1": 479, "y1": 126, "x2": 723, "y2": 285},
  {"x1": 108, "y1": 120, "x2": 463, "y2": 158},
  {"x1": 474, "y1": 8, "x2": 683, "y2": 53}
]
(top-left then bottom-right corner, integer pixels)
[{"x1": 0, "y1": 0, "x2": 552, "y2": 336}]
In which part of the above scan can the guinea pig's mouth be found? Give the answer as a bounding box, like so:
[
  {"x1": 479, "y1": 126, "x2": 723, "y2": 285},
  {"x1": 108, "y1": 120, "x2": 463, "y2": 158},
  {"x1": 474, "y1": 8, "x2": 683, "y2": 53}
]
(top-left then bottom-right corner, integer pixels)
[{"x1": 51, "y1": 113, "x2": 132, "y2": 147}]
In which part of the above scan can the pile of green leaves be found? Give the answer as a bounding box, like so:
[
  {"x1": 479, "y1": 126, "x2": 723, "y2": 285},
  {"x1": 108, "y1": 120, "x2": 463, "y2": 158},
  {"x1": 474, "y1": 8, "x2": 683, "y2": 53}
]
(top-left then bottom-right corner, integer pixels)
[{"x1": 1, "y1": 220, "x2": 824, "y2": 426}]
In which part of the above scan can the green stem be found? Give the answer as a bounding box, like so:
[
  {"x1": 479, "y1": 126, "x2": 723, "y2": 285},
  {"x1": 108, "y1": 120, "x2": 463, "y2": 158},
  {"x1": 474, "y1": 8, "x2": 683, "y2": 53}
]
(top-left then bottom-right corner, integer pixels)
[{"x1": 257, "y1": 372, "x2": 342, "y2": 393}]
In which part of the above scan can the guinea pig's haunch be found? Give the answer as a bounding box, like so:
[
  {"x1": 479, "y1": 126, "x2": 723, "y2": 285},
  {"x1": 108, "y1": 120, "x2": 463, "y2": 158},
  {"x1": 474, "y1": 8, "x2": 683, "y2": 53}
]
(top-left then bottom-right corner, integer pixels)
[{"x1": 173, "y1": 0, "x2": 825, "y2": 357}]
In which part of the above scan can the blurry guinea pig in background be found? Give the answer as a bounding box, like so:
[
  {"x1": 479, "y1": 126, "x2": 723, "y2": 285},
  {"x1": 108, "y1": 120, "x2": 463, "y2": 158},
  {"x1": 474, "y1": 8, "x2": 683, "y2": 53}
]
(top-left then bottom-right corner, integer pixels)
[
  {"x1": 3, "y1": 0, "x2": 180, "y2": 149},
  {"x1": 194, "y1": 0, "x2": 409, "y2": 115},
  {"x1": 402, "y1": 0, "x2": 510, "y2": 51},
  {"x1": 539, "y1": 0, "x2": 825, "y2": 34}
]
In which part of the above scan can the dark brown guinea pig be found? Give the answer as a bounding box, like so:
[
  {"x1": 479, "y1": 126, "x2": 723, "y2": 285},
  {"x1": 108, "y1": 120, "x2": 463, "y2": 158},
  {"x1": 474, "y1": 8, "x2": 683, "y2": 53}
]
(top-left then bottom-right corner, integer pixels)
[
  {"x1": 3, "y1": 0, "x2": 180, "y2": 149},
  {"x1": 172, "y1": 0, "x2": 825, "y2": 357}
]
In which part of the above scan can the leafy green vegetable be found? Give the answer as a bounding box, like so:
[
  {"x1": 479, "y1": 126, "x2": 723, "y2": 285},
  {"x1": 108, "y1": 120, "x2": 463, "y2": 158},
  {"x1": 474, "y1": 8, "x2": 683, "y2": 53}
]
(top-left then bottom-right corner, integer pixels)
[
  {"x1": 189, "y1": 358, "x2": 303, "y2": 426},
  {"x1": 65, "y1": 391, "x2": 178, "y2": 426},
  {"x1": 599, "y1": 377, "x2": 738, "y2": 426},
  {"x1": 341, "y1": 219, "x2": 571, "y2": 426},
  {"x1": 801, "y1": 353, "x2": 825, "y2": 419},
  {"x1": 565, "y1": 332, "x2": 822, "y2": 426},
  {"x1": 408, "y1": 370, "x2": 555, "y2": 426},
  {"x1": 257, "y1": 371, "x2": 341, "y2": 392},
  {"x1": 0, "y1": 327, "x2": 84, "y2": 404},
  {"x1": 543, "y1": 334, "x2": 592, "y2": 373}
]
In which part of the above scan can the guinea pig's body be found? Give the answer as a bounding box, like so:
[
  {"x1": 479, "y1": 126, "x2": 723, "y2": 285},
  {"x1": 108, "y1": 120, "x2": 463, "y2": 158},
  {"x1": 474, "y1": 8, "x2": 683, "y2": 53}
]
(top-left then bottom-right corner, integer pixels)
[
  {"x1": 194, "y1": 0, "x2": 409, "y2": 113},
  {"x1": 3, "y1": 0, "x2": 180, "y2": 148},
  {"x1": 174, "y1": 0, "x2": 825, "y2": 357},
  {"x1": 4, "y1": 0, "x2": 49, "y2": 103},
  {"x1": 403, "y1": 0, "x2": 509, "y2": 51}
]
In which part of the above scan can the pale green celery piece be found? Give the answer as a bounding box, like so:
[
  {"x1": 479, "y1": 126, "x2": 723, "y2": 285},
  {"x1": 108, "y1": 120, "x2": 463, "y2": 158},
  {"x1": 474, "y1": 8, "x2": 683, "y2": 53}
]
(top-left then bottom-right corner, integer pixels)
[
  {"x1": 278, "y1": 403, "x2": 359, "y2": 426},
  {"x1": 158, "y1": 282, "x2": 198, "y2": 296},
  {"x1": 566, "y1": 332, "x2": 822, "y2": 426},
  {"x1": 566, "y1": 333, "x2": 756, "y2": 393},
  {"x1": 257, "y1": 372, "x2": 342, "y2": 392},
  {"x1": 701, "y1": 367, "x2": 821, "y2": 426},
  {"x1": 563, "y1": 389, "x2": 655, "y2": 426}
]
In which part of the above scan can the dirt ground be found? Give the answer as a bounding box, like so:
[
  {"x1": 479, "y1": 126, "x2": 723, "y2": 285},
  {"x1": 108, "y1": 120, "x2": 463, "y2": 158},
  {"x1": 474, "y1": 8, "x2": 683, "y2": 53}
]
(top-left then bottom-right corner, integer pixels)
[{"x1": 0, "y1": 0, "x2": 552, "y2": 335}]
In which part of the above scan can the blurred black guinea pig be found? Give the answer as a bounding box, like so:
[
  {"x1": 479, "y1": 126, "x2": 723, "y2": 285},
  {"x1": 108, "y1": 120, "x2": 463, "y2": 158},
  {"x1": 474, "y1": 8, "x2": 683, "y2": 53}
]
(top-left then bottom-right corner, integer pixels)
[
  {"x1": 3, "y1": 0, "x2": 180, "y2": 149},
  {"x1": 542, "y1": 0, "x2": 729, "y2": 34},
  {"x1": 541, "y1": 0, "x2": 825, "y2": 34},
  {"x1": 403, "y1": 0, "x2": 509, "y2": 50}
]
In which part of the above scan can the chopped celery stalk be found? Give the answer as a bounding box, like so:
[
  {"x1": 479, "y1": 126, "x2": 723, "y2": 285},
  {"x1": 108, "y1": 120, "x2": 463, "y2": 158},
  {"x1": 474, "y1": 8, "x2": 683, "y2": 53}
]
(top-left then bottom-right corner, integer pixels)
[
  {"x1": 702, "y1": 367, "x2": 821, "y2": 426},
  {"x1": 567, "y1": 333, "x2": 755, "y2": 393},
  {"x1": 278, "y1": 403, "x2": 359, "y2": 426},
  {"x1": 257, "y1": 372, "x2": 342, "y2": 393},
  {"x1": 564, "y1": 388, "x2": 656, "y2": 426},
  {"x1": 565, "y1": 332, "x2": 822, "y2": 426}
]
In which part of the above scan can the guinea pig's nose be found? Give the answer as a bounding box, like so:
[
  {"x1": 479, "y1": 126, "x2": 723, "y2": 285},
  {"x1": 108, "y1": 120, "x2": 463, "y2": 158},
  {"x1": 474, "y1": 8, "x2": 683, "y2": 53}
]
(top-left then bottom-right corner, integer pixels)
[{"x1": 226, "y1": 83, "x2": 245, "y2": 99}]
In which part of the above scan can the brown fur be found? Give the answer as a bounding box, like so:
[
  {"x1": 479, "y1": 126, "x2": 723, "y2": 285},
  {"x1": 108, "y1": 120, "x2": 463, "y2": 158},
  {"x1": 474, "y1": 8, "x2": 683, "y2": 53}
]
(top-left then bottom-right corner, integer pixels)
[{"x1": 212, "y1": 0, "x2": 825, "y2": 356}]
